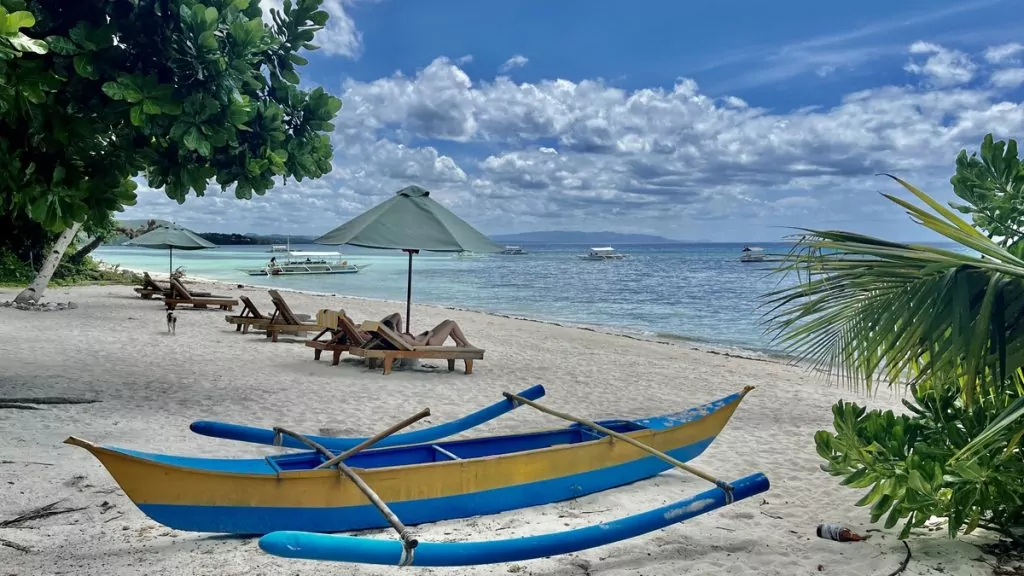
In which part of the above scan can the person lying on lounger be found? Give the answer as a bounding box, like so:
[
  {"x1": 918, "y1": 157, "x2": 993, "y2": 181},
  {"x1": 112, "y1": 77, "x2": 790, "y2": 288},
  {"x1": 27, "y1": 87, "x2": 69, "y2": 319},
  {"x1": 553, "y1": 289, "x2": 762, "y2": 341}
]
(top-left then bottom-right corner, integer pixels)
[{"x1": 379, "y1": 313, "x2": 475, "y2": 347}]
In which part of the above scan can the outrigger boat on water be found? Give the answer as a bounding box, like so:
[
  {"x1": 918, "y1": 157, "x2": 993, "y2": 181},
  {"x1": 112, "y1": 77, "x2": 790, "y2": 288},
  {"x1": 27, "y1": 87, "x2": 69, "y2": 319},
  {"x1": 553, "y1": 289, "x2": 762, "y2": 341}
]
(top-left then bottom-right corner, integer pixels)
[
  {"x1": 67, "y1": 387, "x2": 768, "y2": 567},
  {"x1": 240, "y1": 251, "x2": 368, "y2": 277}
]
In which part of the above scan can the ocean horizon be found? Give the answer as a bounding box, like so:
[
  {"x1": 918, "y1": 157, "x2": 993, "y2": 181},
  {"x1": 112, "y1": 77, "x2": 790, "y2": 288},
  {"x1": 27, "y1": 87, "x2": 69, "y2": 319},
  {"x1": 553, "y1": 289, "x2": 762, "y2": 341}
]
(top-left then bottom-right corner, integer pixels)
[{"x1": 95, "y1": 241, "x2": 799, "y2": 354}]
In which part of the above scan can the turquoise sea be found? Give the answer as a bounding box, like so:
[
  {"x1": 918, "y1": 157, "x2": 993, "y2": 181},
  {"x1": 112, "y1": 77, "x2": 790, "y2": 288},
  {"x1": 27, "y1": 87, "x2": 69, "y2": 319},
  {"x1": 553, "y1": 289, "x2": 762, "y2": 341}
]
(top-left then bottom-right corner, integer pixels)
[{"x1": 94, "y1": 243, "x2": 796, "y2": 353}]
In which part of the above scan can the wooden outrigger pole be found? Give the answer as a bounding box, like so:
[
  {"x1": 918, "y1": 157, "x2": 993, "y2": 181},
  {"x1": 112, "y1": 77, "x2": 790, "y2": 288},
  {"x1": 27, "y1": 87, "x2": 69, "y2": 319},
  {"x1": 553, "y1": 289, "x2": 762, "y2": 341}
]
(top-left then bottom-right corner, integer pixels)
[
  {"x1": 502, "y1": 391, "x2": 738, "y2": 502},
  {"x1": 273, "y1": 408, "x2": 431, "y2": 562}
]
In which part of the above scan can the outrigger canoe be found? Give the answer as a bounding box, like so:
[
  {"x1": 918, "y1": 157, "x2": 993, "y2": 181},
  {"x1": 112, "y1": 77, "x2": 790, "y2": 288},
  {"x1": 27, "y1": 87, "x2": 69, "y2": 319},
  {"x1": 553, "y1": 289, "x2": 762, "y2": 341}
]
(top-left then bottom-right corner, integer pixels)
[
  {"x1": 67, "y1": 387, "x2": 756, "y2": 536},
  {"x1": 188, "y1": 384, "x2": 546, "y2": 450}
]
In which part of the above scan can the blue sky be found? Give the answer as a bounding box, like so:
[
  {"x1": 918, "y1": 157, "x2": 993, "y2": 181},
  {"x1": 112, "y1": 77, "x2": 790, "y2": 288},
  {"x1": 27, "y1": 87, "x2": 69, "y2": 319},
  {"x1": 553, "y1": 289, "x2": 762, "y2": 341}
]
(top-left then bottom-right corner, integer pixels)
[{"x1": 126, "y1": 0, "x2": 1024, "y2": 241}]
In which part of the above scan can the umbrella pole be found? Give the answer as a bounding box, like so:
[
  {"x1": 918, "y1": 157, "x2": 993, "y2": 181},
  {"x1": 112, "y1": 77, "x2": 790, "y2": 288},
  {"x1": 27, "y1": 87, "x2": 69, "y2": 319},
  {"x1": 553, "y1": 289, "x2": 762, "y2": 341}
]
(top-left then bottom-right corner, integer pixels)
[
  {"x1": 403, "y1": 249, "x2": 417, "y2": 334},
  {"x1": 169, "y1": 246, "x2": 173, "y2": 278}
]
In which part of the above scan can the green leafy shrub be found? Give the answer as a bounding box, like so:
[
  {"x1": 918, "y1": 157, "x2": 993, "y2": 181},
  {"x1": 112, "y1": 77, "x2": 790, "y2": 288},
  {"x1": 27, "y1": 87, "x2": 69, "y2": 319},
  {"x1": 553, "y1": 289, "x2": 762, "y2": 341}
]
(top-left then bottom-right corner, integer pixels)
[
  {"x1": 52, "y1": 255, "x2": 141, "y2": 286},
  {"x1": 0, "y1": 248, "x2": 35, "y2": 284},
  {"x1": 815, "y1": 380, "x2": 1024, "y2": 539},
  {"x1": 0, "y1": 248, "x2": 139, "y2": 287}
]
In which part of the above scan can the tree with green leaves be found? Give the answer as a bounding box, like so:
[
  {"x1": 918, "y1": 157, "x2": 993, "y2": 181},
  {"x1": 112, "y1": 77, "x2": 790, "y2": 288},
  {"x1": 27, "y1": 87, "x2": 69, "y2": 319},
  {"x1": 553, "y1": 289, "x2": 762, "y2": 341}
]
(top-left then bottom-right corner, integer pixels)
[
  {"x1": 0, "y1": 0, "x2": 342, "y2": 302},
  {"x1": 764, "y1": 135, "x2": 1024, "y2": 541},
  {"x1": 950, "y1": 134, "x2": 1024, "y2": 248}
]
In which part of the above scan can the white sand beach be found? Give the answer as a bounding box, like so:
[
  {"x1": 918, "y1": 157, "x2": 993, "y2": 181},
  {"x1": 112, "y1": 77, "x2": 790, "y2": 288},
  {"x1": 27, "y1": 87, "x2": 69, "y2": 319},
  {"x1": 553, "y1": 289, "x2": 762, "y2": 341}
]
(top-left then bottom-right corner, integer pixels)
[{"x1": 0, "y1": 281, "x2": 994, "y2": 575}]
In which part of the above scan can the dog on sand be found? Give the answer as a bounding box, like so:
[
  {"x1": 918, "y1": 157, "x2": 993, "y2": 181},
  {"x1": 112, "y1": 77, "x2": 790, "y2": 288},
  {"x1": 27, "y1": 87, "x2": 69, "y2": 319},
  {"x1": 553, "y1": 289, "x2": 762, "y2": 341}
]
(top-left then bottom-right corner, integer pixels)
[{"x1": 166, "y1": 311, "x2": 177, "y2": 335}]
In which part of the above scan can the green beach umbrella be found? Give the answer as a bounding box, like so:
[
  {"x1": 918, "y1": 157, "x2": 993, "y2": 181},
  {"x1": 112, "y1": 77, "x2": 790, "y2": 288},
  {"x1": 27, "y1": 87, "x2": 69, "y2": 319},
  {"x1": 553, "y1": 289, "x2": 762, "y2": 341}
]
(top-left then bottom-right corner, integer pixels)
[
  {"x1": 124, "y1": 225, "x2": 216, "y2": 277},
  {"x1": 316, "y1": 185, "x2": 501, "y2": 332}
]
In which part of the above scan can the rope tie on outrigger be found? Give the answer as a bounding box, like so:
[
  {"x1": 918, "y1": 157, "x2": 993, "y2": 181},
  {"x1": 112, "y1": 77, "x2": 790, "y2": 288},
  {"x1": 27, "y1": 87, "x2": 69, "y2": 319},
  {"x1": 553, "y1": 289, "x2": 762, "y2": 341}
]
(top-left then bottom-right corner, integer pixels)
[{"x1": 714, "y1": 480, "x2": 735, "y2": 504}]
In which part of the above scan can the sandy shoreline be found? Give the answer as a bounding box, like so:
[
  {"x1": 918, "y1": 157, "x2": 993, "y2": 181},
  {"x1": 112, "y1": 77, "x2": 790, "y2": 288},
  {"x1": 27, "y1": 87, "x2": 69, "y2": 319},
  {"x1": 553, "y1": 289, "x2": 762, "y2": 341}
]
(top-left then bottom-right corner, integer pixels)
[
  {"x1": 0, "y1": 281, "x2": 995, "y2": 575},
  {"x1": 115, "y1": 264, "x2": 792, "y2": 365}
]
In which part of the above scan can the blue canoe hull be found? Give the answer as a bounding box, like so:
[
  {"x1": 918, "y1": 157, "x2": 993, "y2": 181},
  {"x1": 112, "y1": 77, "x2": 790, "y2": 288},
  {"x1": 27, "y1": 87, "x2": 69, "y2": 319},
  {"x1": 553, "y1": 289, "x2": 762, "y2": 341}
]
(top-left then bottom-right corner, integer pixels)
[
  {"x1": 136, "y1": 437, "x2": 716, "y2": 534},
  {"x1": 259, "y1": 473, "x2": 771, "y2": 566},
  {"x1": 189, "y1": 384, "x2": 546, "y2": 450}
]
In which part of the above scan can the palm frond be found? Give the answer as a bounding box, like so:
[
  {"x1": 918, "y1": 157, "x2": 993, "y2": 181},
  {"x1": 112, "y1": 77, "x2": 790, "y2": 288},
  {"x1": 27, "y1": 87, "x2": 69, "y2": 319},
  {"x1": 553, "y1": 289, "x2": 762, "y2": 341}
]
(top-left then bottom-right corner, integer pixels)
[{"x1": 762, "y1": 180, "x2": 1024, "y2": 456}]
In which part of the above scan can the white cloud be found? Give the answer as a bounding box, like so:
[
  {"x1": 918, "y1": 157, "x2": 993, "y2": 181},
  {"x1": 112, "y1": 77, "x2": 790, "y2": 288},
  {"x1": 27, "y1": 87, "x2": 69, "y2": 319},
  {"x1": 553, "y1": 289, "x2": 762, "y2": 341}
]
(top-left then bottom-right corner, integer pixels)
[
  {"x1": 456, "y1": 54, "x2": 474, "y2": 65},
  {"x1": 722, "y1": 96, "x2": 748, "y2": 109},
  {"x1": 123, "y1": 42, "x2": 1024, "y2": 241},
  {"x1": 695, "y1": 1, "x2": 1004, "y2": 91},
  {"x1": 991, "y1": 68, "x2": 1024, "y2": 89},
  {"x1": 984, "y1": 42, "x2": 1024, "y2": 64},
  {"x1": 260, "y1": 0, "x2": 362, "y2": 59},
  {"x1": 904, "y1": 41, "x2": 977, "y2": 87},
  {"x1": 499, "y1": 55, "x2": 529, "y2": 73}
]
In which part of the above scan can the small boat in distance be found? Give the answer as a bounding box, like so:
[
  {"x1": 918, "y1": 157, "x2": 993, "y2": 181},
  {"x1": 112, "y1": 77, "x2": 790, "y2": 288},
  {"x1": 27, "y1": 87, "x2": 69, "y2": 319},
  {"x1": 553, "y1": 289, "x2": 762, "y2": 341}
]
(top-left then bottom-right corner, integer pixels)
[
  {"x1": 578, "y1": 246, "x2": 628, "y2": 261},
  {"x1": 240, "y1": 251, "x2": 367, "y2": 276},
  {"x1": 500, "y1": 245, "x2": 527, "y2": 255},
  {"x1": 740, "y1": 246, "x2": 766, "y2": 263},
  {"x1": 267, "y1": 244, "x2": 290, "y2": 253}
]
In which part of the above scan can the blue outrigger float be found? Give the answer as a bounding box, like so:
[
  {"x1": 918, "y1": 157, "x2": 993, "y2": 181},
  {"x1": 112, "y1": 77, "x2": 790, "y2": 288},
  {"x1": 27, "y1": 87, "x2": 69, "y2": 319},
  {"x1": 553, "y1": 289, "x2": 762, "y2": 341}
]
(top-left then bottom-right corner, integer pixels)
[
  {"x1": 189, "y1": 385, "x2": 547, "y2": 450},
  {"x1": 260, "y1": 473, "x2": 769, "y2": 566},
  {"x1": 69, "y1": 387, "x2": 768, "y2": 567}
]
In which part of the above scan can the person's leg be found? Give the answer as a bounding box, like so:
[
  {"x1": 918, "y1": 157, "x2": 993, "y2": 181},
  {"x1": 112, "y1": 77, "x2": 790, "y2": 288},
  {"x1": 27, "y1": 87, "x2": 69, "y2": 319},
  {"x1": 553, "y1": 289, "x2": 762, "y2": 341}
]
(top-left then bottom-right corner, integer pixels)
[
  {"x1": 424, "y1": 320, "x2": 473, "y2": 347},
  {"x1": 381, "y1": 312, "x2": 403, "y2": 333}
]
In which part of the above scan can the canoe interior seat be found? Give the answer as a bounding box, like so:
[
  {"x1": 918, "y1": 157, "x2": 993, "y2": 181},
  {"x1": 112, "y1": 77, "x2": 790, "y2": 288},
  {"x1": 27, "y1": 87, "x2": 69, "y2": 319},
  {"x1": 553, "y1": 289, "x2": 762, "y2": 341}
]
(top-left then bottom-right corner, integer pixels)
[{"x1": 431, "y1": 444, "x2": 461, "y2": 461}]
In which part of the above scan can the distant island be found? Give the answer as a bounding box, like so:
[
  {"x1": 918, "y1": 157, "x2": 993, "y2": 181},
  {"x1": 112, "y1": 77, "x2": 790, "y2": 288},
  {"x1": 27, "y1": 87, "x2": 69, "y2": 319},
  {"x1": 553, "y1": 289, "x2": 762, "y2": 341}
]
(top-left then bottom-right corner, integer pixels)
[
  {"x1": 107, "y1": 220, "x2": 317, "y2": 246},
  {"x1": 211, "y1": 233, "x2": 317, "y2": 246},
  {"x1": 107, "y1": 221, "x2": 677, "y2": 246},
  {"x1": 491, "y1": 231, "x2": 676, "y2": 244}
]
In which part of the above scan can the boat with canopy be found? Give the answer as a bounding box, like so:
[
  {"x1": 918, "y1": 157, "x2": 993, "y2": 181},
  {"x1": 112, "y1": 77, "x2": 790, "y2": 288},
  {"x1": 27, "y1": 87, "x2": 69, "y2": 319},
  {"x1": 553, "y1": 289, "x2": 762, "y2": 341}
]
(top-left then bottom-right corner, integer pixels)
[
  {"x1": 240, "y1": 251, "x2": 367, "y2": 276},
  {"x1": 577, "y1": 246, "x2": 628, "y2": 260},
  {"x1": 740, "y1": 246, "x2": 766, "y2": 262}
]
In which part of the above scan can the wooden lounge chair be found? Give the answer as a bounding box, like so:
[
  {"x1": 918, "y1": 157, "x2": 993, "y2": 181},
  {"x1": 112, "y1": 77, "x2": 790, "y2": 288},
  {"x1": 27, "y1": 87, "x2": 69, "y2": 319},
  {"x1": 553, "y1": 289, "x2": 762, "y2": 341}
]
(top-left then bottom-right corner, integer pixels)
[
  {"x1": 224, "y1": 295, "x2": 271, "y2": 333},
  {"x1": 164, "y1": 278, "x2": 237, "y2": 311},
  {"x1": 133, "y1": 272, "x2": 169, "y2": 299},
  {"x1": 264, "y1": 289, "x2": 324, "y2": 342},
  {"x1": 305, "y1": 311, "x2": 371, "y2": 365},
  {"x1": 135, "y1": 272, "x2": 212, "y2": 299},
  {"x1": 350, "y1": 320, "x2": 484, "y2": 375}
]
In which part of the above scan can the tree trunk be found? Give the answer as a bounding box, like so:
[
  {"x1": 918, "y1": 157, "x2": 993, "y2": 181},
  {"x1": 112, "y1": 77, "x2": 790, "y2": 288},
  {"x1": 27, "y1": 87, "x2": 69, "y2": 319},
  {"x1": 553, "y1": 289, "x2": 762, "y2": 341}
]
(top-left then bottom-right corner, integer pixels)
[
  {"x1": 14, "y1": 221, "x2": 83, "y2": 304},
  {"x1": 68, "y1": 234, "x2": 105, "y2": 266}
]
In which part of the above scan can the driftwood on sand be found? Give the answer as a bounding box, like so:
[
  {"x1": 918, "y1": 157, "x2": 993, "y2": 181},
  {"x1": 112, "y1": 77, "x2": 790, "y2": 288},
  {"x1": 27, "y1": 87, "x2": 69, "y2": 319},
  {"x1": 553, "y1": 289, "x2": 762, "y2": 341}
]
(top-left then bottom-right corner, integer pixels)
[
  {"x1": 0, "y1": 500, "x2": 88, "y2": 528},
  {"x1": 0, "y1": 397, "x2": 100, "y2": 405},
  {"x1": 0, "y1": 397, "x2": 100, "y2": 410},
  {"x1": 0, "y1": 537, "x2": 32, "y2": 553}
]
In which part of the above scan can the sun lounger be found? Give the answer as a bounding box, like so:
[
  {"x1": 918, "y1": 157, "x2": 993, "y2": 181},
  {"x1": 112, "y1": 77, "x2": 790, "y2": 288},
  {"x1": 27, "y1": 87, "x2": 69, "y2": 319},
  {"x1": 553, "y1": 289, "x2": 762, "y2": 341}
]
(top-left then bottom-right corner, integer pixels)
[
  {"x1": 164, "y1": 278, "x2": 237, "y2": 311},
  {"x1": 133, "y1": 272, "x2": 169, "y2": 299},
  {"x1": 135, "y1": 272, "x2": 212, "y2": 299},
  {"x1": 264, "y1": 290, "x2": 324, "y2": 342},
  {"x1": 305, "y1": 311, "x2": 371, "y2": 365},
  {"x1": 224, "y1": 295, "x2": 272, "y2": 333},
  {"x1": 350, "y1": 320, "x2": 484, "y2": 375}
]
